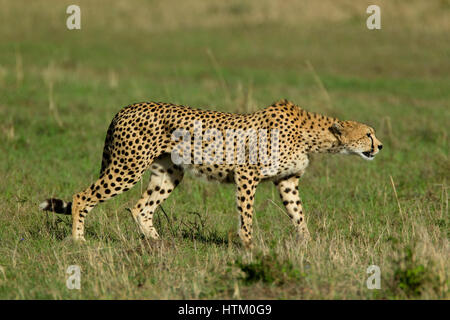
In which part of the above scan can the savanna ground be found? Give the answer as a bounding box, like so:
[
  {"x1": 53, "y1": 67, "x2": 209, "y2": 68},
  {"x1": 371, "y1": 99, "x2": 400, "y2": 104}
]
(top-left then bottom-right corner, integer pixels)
[{"x1": 0, "y1": 0, "x2": 448, "y2": 299}]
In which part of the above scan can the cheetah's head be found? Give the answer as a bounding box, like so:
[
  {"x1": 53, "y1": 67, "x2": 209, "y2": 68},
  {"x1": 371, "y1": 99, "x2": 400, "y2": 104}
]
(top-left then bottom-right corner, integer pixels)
[{"x1": 330, "y1": 120, "x2": 383, "y2": 160}]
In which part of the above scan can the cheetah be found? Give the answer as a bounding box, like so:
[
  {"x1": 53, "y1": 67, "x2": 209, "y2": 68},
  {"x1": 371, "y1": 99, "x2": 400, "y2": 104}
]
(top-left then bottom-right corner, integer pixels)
[{"x1": 39, "y1": 99, "x2": 383, "y2": 248}]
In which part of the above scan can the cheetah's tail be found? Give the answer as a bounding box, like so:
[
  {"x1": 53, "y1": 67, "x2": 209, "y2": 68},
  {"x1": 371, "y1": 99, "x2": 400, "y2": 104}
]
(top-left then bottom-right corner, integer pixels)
[{"x1": 39, "y1": 198, "x2": 72, "y2": 215}]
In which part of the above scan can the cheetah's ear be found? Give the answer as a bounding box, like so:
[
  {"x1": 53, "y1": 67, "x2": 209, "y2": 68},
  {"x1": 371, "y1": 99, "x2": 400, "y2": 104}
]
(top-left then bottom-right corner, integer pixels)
[{"x1": 329, "y1": 122, "x2": 344, "y2": 136}]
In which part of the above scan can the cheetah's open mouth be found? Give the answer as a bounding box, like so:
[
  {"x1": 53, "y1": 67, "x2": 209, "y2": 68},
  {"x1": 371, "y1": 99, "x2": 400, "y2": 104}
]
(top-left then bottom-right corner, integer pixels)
[{"x1": 360, "y1": 151, "x2": 375, "y2": 160}]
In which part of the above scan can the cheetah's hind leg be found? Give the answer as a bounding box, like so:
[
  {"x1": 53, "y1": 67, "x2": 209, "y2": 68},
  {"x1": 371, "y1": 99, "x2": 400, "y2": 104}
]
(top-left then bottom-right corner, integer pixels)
[
  {"x1": 130, "y1": 154, "x2": 184, "y2": 240},
  {"x1": 70, "y1": 160, "x2": 149, "y2": 241}
]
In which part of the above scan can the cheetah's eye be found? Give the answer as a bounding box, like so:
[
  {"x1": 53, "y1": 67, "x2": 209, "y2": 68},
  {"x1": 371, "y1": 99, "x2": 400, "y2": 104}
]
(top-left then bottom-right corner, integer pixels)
[{"x1": 366, "y1": 133, "x2": 371, "y2": 137}]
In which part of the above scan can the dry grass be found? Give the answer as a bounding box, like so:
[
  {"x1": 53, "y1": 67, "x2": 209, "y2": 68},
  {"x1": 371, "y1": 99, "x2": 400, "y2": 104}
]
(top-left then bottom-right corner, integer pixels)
[
  {"x1": 0, "y1": 0, "x2": 448, "y2": 299},
  {"x1": 1, "y1": 0, "x2": 449, "y2": 37}
]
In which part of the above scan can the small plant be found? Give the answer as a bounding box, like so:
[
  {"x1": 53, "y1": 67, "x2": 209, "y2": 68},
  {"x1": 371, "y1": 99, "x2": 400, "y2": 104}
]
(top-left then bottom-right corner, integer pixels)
[
  {"x1": 233, "y1": 251, "x2": 303, "y2": 285},
  {"x1": 392, "y1": 247, "x2": 430, "y2": 297}
]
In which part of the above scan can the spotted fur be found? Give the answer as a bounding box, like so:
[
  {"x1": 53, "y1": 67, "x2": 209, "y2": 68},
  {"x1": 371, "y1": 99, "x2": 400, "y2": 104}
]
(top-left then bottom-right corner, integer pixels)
[{"x1": 40, "y1": 99, "x2": 382, "y2": 248}]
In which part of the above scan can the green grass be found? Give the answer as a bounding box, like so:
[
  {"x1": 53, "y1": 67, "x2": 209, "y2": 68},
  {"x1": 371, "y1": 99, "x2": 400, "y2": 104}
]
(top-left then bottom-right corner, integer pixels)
[{"x1": 0, "y1": 0, "x2": 448, "y2": 299}]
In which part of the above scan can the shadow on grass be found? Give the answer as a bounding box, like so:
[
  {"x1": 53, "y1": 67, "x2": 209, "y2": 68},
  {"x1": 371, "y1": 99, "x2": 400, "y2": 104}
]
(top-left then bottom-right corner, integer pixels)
[
  {"x1": 38, "y1": 210, "x2": 127, "y2": 243},
  {"x1": 39, "y1": 208, "x2": 241, "y2": 247},
  {"x1": 34, "y1": 211, "x2": 71, "y2": 241},
  {"x1": 155, "y1": 209, "x2": 242, "y2": 247},
  {"x1": 179, "y1": 211, "x2": 241, "y2": 247},
  {"x1": 180, "y1": 228, "x2": 239, "y2": 247}
]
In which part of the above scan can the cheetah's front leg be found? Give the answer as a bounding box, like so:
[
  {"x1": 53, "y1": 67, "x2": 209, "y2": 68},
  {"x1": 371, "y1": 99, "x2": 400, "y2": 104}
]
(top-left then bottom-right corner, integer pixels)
[
  {"x1": 275, "y1": 175, "x2": 311, "y2": 242},
  {"x1": 235, "y1": 170, "x2": 260, "y2": 249}
]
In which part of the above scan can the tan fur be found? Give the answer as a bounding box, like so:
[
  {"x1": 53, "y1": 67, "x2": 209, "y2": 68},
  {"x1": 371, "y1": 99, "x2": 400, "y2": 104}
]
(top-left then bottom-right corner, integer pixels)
[{"x1": 41, "y1": 99, "x2": 383, "y2": 248}]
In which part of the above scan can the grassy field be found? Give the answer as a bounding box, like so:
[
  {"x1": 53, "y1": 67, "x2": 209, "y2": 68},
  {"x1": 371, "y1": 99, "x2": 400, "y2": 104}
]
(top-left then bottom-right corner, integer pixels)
[{"x1": 0, "y1": 0, "x2": 448, "y2": 299}]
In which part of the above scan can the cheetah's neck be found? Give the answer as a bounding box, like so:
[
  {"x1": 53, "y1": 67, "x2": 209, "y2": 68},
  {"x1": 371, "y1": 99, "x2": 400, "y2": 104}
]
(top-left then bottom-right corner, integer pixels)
[{"x1": 295, "y1": 108, "x2": 344, "y2": 154}]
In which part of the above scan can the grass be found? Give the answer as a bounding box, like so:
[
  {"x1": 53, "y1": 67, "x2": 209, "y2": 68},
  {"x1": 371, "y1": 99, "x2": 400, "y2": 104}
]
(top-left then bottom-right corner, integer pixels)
[{"x1": 0, "y1": 0, "x2": 448, "y2": 299}]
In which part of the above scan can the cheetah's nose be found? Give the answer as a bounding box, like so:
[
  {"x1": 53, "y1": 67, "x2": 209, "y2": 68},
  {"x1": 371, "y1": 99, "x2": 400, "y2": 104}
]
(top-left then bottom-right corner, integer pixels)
[{"x1": 378, "y1": 145, "x2": 383, "y2": 150}]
